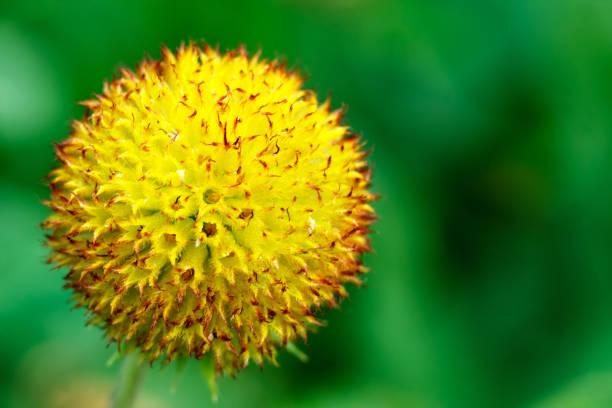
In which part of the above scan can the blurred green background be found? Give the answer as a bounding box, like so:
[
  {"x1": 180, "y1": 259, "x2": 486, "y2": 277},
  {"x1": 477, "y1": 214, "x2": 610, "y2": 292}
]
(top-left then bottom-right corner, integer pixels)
[{"x1": 2, "y1": 0, "x2": 612, "y2": 407}]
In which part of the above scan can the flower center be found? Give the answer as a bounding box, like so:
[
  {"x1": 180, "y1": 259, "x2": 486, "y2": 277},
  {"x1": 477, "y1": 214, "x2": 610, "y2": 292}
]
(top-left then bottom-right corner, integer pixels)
[{"x1": 204, "y1": 189, "x2": 221, "y2": 204}]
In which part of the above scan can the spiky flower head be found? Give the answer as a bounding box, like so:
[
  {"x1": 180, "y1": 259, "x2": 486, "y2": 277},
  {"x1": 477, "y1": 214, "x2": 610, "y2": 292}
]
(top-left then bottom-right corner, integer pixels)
[{"x1": 43, "y1": 43, "x2": 376, "y2": 374}]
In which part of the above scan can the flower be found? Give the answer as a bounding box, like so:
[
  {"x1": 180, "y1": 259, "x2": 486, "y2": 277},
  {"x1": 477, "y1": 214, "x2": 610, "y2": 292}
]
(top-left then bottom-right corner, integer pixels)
[{"x1": 43, "y1": 43, "x2": 376, "y2": 374}]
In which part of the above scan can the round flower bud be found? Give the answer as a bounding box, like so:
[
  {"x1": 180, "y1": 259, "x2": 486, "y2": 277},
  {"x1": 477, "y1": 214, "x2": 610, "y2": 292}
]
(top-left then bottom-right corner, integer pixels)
[{"x1": 43, "y1": 43, "x2": 376, "y2": 373}]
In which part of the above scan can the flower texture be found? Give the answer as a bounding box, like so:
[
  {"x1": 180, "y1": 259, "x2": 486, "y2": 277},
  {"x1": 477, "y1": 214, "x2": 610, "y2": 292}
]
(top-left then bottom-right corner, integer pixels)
[{"x1": 43, "y1": 43, "x2": 376, "y2": 374}]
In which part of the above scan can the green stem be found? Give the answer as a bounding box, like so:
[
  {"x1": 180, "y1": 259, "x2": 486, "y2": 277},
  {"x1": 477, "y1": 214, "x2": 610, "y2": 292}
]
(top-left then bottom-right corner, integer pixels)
[{"x1": 111, "y1": 353, "x2": 148, "y2": 408}]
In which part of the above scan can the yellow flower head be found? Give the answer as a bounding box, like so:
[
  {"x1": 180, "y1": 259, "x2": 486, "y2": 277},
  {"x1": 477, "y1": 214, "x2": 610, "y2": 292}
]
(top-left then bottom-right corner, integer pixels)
[{"x1": 43, "y1": 43, "x2": 376, "y2": 374}]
